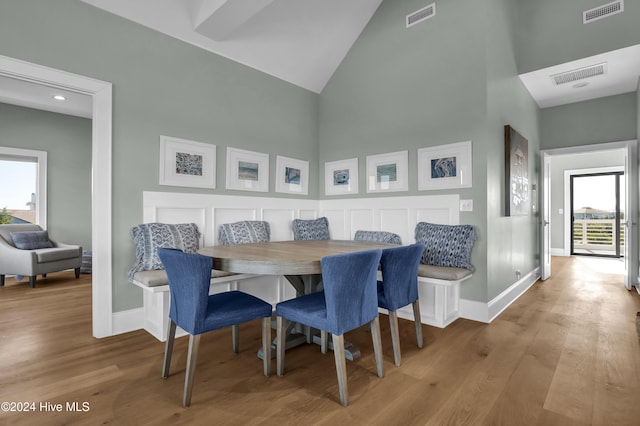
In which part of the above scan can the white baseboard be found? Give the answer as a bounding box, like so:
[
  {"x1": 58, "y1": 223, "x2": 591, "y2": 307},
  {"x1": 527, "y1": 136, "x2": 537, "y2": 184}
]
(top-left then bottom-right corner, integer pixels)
[
  {"x1": 459, "y1": 267, "x2": 541, "y2": 324},
  {"x1": 112, "y1": 308, "x2": 144, "y2": 336},
  {"x1": 550, "y1": 248, "x2": 566, "y2": 256}
]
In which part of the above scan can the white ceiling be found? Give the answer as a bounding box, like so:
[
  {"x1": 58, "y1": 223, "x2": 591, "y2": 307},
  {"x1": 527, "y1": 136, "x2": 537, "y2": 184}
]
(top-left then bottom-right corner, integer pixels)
[
  {"x1": 81, "y1": 0, "x2": 383, "y2": 94},
  {"x1": 519, "y1": 44, "x2": 640, "y2": 108},
  {"x1": 0, "y1": 75, "x2": 93, "y2": 118},
  {"x1": 1, "y1": 1, "x2": 638, "y2": 117}
]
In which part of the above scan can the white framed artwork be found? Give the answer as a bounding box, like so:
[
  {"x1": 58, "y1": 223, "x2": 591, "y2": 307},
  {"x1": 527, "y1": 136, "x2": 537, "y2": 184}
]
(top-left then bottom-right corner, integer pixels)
[
  {"x1": 275, "y1": 155, "x2": 309, "y2": 195},
  {"x1": 325, "y1": 158, "x2": 358, "y2": 196},
  {"x1": 366, "y1": 150, "x2": 408, "y2": 193},
  {"x1": 225, "y1": 147, "x2": 269, "y2": 192},
  {"x1": 418, "y1": 141, "x2": 472, "y2": 190},
  {"x1": 159, "y1": 135, "x2": 216, "y2": 189}
]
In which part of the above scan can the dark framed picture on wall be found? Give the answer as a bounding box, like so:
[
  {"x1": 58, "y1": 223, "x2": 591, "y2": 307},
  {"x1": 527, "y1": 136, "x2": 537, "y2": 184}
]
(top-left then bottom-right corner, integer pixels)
[{"x1": 505, "y1": 125, "x2": 530, "y2": 216}]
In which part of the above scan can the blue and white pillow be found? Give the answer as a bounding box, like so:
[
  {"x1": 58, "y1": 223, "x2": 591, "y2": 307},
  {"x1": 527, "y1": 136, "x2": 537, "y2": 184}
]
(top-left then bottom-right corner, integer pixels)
[
  {"x1": 354, "y1": 230, "x2": 401, "y2": 245},
  {"x1": 218, "y1": 221, "x2": 271, "y2": 245},
  {"x1": 292, "y1": 217, "x2": 330, "y2": 241},
  {"x1": 128, "y1": 223, "x2": 200, "y2": 280},
  {"x1": 414, "y1": 222, "x2": 475, "y2": 269}
]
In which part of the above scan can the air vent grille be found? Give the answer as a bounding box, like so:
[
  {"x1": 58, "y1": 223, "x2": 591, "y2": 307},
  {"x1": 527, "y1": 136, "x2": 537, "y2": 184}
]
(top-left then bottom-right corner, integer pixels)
[
  {"x1": 550, "y1": 63, "x2": 607, "y2": 85},
  {"x1": 583, "y1": 0, "x2": 624, "y2": 24},
  {"x1": 406, "y1": 3, "x2": 435, "y2": 28}
]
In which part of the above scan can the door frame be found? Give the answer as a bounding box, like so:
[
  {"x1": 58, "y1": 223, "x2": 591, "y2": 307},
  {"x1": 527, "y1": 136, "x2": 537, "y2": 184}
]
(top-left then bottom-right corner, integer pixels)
[
  {"x1": 564, "y1": 167, "x2": 624, "y2": 257},
  {"x1": 541, "y1": 140, "x2": 638, "y2": 290},
  {"x1": 0, "y1": 54, "x2": 113, "y2": 337}
]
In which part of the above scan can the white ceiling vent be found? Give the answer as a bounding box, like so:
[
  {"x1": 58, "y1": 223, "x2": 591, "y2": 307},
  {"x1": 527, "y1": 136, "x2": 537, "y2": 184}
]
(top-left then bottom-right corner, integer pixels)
[
  {"x1": 406, "y1": 3, "x2": 436, "y2": 28},
  {"x1": 550, "y1": 63, "x2": 608, "y2": 85},
  {"x1": 583, "y1": 0, "x2": 624, "y2": 24}
]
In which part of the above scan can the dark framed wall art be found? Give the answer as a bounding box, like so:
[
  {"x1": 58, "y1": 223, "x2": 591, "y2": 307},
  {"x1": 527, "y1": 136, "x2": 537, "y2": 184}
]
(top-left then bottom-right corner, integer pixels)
[{"x1": 505, "y1": 125, "x2": 530, "y2": 216}]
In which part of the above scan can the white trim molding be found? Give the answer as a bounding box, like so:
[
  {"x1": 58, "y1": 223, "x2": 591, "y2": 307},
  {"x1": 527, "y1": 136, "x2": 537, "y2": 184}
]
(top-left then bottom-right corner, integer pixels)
[{"x1": 460, "y1": 267, "x2": 540, "y2": 323}]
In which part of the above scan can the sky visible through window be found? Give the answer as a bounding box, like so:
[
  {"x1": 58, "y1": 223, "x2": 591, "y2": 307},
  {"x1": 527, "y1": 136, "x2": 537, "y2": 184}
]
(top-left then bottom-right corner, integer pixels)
[
  {"x1": 0, "y1": 160, "x2": 36, "y2": 210},
  {"x1": 573, "y1": 174, "x2": 624, "y2": 214}
]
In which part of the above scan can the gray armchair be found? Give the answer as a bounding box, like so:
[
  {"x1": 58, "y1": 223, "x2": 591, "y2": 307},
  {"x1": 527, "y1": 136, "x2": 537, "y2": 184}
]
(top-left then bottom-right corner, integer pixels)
[{"x1": 0, "y1": 224, "x2": 82, "y2": 288}]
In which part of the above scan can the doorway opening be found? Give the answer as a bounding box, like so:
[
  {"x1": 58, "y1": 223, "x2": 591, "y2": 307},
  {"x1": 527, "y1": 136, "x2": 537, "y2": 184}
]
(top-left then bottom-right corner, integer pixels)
[{"x1": 570, "y1": 171, "x2": 624, "y2": 258}]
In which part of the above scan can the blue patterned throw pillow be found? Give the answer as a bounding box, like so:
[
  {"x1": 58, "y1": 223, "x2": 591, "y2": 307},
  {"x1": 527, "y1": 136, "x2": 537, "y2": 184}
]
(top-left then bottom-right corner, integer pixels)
[
  {"x1": 128, "y1": 223, "x2": 200, "y2": 280},
  {"x1": 414, "y1": 222, "x2": 475, "y2": 269},
  {"x1": 218, "y1": 221, "x2": 271, "y2": 245},
  {"x1": 292, "y1": 217, "x2": 330, "y2": 241},
  {"x1": 354, "y1": 230, "x2": 402, "y2": 245}
]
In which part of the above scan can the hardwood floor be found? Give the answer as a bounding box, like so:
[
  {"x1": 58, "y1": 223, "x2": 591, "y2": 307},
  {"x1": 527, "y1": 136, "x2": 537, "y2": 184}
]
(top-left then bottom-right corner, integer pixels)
[{"x1": 1, "y1": 257, "x2": 639, "y2": 425}]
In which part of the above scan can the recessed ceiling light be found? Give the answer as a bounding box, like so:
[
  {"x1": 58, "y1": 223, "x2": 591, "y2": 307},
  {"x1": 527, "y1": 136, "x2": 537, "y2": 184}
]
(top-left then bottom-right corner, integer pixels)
[
  {"x1": 572, "y1": 82, "x2": 590, "y2": 88},
  {"x1": 52, "y1": 94, "x2": 66, "y2": 101}
]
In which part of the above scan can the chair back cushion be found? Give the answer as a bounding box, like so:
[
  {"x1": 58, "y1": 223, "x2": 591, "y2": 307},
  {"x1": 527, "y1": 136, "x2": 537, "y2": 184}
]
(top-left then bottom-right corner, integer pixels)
[
  {"x1": 292, "y1": 217, "x2": 329, "y2": 241},
  {"x1": 0, "y1": 224, "x2": 44, "y2": 247},
  {"x1": 128, "y1": 223, "x2": 200, "y2": 281},
  {"x1": 218, "y1": 220, "x2": 270, "y2": 245},
  {"x1": 378, "y1": 243, "x2": 425, "y2": 311},
  {"x1": 157, "y1": 248, "x2": 213, "y2": 334},
  {"x1": 321, "y1": 249, "x2": 382, "y2": 335},
  {"x1": 354, "y1": 230, "x2": 401, "y2": 245},
  {"x1": 10, "y1": 230, "x2": 53, "y2": 250},
  {"x1": 414, "y1": 222, "x2": 475, "y2": 269}
]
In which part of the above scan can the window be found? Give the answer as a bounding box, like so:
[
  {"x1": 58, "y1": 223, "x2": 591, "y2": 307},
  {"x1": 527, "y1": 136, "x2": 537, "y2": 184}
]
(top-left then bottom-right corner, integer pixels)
[{"x1": 0, "y1": 147, "x2": 47, "y2": 227}]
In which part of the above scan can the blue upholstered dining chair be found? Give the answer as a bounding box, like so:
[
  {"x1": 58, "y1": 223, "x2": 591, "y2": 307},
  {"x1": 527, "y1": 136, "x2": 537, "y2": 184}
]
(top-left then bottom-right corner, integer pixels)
[
  {"x1": 291, "y1": 217, "x2": 330, "y2": 240},
  {"x1": 157, "y1": 248, "x2": 273, "y2": 407},
  {"x1": 275, "y1": 249, "x2": 384, "y2": 406},
  {"x1": 353, "y1": 230, "x2": 402, "y2": 245},
  {"x1": 377, "y1": 243, "x2": 426, "y2": 367}
]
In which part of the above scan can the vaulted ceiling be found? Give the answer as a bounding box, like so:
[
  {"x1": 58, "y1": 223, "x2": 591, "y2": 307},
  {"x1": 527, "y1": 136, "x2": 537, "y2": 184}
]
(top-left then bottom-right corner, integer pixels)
[{"x1": 81, "y1": 0, "x2": 384, "y2": 94}]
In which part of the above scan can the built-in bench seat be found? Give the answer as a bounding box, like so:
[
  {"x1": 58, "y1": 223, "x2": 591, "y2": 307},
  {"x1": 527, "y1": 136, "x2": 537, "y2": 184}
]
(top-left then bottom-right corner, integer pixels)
[
  {"x1": 131, "y1": 268, "x2": 257, "y2": 340},
  {"x1": 381, "y1": 264, "x2": 474, "y2": 329},
  {"x1": 134, "y1": 192, "x2": 476, "y2": 337}
]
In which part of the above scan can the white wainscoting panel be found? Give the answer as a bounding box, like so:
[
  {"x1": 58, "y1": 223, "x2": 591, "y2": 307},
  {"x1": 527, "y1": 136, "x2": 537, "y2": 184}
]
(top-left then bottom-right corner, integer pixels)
[{"x1": 320, "y1": 194, "x2": 460, "y2": 245}]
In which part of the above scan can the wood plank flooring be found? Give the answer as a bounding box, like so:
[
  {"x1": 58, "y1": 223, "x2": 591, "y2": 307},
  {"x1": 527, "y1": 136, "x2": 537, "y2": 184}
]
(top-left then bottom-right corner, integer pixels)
[{"x1": 1, "y1": 256, "x2": 639, "y2": 425}]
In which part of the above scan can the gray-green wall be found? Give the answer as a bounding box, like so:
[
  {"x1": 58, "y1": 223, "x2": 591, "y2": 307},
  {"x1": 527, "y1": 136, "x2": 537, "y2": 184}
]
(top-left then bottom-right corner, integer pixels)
[
  {"x1": 516, "y1": 0, "x2": 640, "y2": 74},
  {"x1": 541, "y1": 94, "x2": 638, "y2": 150},
  {"x1": 0, "y1": 103, "x2": 92, "y2": 249},
  {"x1": 320, "y1": 0, "x2": 540, "y2": 302},
  {"x1": 0, "y1": 0, "x2": 318, "y2": 311}
]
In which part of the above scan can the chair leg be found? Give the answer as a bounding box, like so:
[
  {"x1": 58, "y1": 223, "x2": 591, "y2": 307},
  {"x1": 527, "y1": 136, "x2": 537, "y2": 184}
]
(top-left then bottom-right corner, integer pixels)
[
  {"x1": 0, "y1": 275, "x2": 4, "y2": 286},
  {"x1": 320, "y1": 330, "x2": 328, "y2": 354},
  {"x1": 412, "y1": 300, "x2": 424, "y2": 349},
  {"x1": 388, "y1": 310, "x2": 401, "y2": 367},
  {"x1": 183, "y1": 334, "x2": 201, "y2": 407},
  {"x1": 332, "y1": 333, "x2": 348, "y2": 406},
  {"x1": 42, "y1": 273, "x2": 47, "y2": 278},
  {"x1": 29, "y1": 276, "x2": 36, "y2": 288},
  {"x1": 162, "y1": 320, "x2": 177, "y2": 378},
  {"x1": 75, "y1": 267, "x2": 80, "y2": 279},
  {"x1": 276, "y1": 316, "x2": 286, "y2": 376},
  {"x1": 232, "y1": 324, "x2": 239, "y2": 353},
  {"x1": 262, "y1": 317, "x2": 271, "y2": 377},
  {"x1": 370, "y1": 316, "x2": 384, "y2": 378}
]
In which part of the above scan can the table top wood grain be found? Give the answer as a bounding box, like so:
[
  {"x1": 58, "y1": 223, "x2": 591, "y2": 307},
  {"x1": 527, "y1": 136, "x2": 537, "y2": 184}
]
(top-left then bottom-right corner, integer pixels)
[{"x1": 198, "y1": 240, "x2": 395, "y2": 275}]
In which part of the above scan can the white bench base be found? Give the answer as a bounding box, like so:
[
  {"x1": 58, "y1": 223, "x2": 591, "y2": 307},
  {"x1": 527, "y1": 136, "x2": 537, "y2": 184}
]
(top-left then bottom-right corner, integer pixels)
[{"x1": 393, "y1": 275, "x2": 471, "y2": 328}]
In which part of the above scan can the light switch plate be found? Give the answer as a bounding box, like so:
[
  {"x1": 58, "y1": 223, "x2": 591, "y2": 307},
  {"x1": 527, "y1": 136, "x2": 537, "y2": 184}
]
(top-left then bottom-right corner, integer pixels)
[{"x1": 460, "y1": 199, "x2": 473, "y2": 212}]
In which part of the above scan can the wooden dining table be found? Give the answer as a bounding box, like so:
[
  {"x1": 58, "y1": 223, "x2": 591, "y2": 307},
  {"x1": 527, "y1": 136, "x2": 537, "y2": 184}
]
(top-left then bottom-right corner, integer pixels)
[{"x1": 198, "y1": 240, "x2": 396, "y2": 360}]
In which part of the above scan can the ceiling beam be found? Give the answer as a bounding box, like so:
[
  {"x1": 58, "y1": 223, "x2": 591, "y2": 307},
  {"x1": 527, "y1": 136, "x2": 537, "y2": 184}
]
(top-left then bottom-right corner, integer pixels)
[{"x1": 193, "y1": 0, "x2": 275, "y2": 41}]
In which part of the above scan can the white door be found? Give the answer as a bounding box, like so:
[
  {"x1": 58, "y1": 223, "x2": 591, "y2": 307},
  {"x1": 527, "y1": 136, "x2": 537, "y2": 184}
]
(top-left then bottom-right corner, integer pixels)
[
  {"x1": 540, "y1": 152, "x2": 551, "y2": 280},
  {"x1": 623, "y1": 145, "x2": 638, "y2": 290}
]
